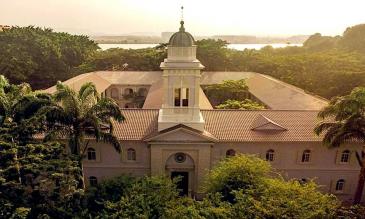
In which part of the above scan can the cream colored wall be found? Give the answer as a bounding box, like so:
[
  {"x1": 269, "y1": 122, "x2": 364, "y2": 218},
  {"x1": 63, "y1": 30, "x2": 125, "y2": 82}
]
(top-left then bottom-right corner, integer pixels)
[
  {"x1": 150, "y1": 143, "x2": 212, "y2": 195},
  {"x1": 83, "y1": 139, "x2": 364, "y2": 202},
  {"x1": 83, "y1": 140, "x2": 150, "y2": 184},
  {"x1": 211, "y1": 142, "x2": 363, "y2": 202}
]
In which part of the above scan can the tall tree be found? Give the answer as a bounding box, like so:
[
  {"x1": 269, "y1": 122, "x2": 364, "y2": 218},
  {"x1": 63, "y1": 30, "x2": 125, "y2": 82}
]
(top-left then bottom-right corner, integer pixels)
[
  {"x1": 0, "y1": 75, "x2": 52, "y2": 144},
  {"x1": 314, "y1": 87, "x2": 365, "y2": 204},
  {"x1": 42, "y1": 82, "x2": 124, "y2": 156},
  {"x1": 41, "y1": 82, "x2": 124, "y2": 187}
]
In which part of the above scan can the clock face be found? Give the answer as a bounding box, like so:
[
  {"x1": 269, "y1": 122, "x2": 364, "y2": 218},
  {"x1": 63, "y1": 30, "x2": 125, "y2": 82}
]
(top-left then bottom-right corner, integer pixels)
[{"x1": 174, "y1": 153, "x2": 186, "y2": 163}]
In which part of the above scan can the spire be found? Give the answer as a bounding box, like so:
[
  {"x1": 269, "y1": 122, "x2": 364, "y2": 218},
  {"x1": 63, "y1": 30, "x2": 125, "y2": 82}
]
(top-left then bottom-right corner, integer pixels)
[{"x1": 179, "y1": 6, "x2": 185, "y2": 32}]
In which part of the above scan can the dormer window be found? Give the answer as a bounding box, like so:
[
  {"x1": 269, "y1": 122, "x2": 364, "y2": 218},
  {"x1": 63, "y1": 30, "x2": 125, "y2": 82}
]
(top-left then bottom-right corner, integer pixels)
[{"x1": 174, "y1": 88, "x2": 189, "y2": 107}]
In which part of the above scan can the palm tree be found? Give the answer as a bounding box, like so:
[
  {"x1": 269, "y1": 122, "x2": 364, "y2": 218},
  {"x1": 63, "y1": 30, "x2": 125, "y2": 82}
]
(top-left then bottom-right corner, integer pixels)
[
  {"x1": 0, "y1": 75, "x2": 53, "y2": 144},
  {"x1": 42, "y1": 81, "x2": 124, "y2": 155},
  {"x1": 314, "y1": 87, "x2": 365, "y2": 204},
  {"x1": 41, "y1": 82, "x2": 124, "y2": 187}
]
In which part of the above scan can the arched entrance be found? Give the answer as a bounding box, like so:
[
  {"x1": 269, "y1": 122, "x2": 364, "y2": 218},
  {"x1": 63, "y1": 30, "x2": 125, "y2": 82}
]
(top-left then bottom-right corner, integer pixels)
[{"x1": 166, "y1": 152, "x2": 195, "y2": 197}]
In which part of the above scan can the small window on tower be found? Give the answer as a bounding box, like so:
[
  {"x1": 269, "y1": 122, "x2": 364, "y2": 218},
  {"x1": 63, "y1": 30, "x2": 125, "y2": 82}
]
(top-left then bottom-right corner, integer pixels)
[
  {"x1": 182, "y1": 88, "x2": 189, "y2": 107},
  {"x1": 174, "y1": 88, "x2": 181, "y2": 106}
]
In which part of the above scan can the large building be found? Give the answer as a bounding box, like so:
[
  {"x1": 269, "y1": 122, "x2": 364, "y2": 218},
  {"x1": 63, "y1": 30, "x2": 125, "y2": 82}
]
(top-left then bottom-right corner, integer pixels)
[{"x1": 46, "y1": 20, "x2": 364, "y2": 202}]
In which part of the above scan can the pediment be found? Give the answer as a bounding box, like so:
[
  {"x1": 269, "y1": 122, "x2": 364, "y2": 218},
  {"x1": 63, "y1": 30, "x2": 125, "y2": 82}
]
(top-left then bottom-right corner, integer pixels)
[
  {"x1": 251, "y1": 114, "x2": 287, "y2": 131},
  {"x1": 145, "y1": 124, "x2": 218, "y2": 143}
]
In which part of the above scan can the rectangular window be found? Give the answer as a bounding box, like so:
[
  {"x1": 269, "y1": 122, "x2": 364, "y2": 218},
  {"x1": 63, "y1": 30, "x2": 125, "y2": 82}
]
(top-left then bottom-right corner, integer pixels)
[
  {"x1": 174, "y1": 88, "x2": 181, "y2": 106},
  {"x1": 182, "y1": 88, "x2": 189, "y2": 107}
]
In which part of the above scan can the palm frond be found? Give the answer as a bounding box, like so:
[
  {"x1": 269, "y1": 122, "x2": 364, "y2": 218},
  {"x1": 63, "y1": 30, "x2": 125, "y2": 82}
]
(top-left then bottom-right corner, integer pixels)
[
  {"x1": 99, "y1": 132, "x2": 121, "y2": 153},
  {"x1": 89, "y1": 97, "x2": 124, "y2": 122},
  {"x1": 79, "y1": 82, "x2": 100, "y2": 102}
]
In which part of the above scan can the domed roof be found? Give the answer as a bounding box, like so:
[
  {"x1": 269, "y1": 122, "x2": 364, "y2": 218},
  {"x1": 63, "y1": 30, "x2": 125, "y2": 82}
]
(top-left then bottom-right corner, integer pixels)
[{"x1": 169, "y1": 21, "x2": 195, "y2": 47}]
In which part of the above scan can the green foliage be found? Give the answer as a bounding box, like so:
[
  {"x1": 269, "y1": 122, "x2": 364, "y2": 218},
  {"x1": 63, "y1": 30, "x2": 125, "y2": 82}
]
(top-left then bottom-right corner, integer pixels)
[
  {"x1": 339, "y1": 24, "x2": 365, "y2": 54},
  {"x1": 204, "y1": 154, "x2": 339, "y2": 218},
  {"x1": 0, "y1": 75, "x2": 53, "y2": 144},
  {"x1": 315, "y1": 86, "x2": 365, "y2": 204},
  {"x1": 335, "y1": 205, "x2": 365, "y2": 218},
  {"x1": 204, "y1": 79, "x2": 250, "y2": 106},
  {"x1": 76, "y1": 47, "x2": 166, "y2": 73},
  {"x1": 216, "y1": 99, "x2": 265, "y2": 110},
  {"x1": 204, "y1": 154, "x2": 271, "y2": 202},
  {"x1": 303, "y1": 33, "x2": 339, "y2": 52},
  {"x1": 101, "y1": 176, "x2": 179, "y2": 218},
  {"x1": 85, "y1": 175, "x2": 135, "y2": 216},
  {"x1": 42, "y1": 81, "x2": 124, "y2": 156},
  {"x1": 0, "y1": 141, "x2": 84, "y2": 218},
  {"x1": 196, "y1": 39, "x2": 229, "y2": 71},
  {"x1": 0, "y1": 26, "x2": 98, "y2": 89}
]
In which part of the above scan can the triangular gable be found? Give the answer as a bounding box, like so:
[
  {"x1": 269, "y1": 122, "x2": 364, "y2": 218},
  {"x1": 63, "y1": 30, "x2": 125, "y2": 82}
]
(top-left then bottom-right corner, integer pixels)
[
  {"x1": 145, "y1": 124, "x2": 218, "y2": 143},
  {"x1": 251, "y1": 114, "x2": 287, "y2": 131}
]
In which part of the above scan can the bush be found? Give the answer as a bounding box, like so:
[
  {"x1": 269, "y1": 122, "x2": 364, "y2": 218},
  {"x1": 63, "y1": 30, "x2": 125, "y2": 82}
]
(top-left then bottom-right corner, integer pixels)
[{"x1": 204, "y1": 154, "x2": 339, "y2": 218}]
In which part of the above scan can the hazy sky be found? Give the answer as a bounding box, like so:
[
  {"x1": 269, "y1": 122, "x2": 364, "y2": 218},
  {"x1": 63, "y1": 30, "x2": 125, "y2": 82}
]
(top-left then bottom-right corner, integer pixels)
[{"x1": 1, "y1": 0, "x2": 364, "y2": 36}]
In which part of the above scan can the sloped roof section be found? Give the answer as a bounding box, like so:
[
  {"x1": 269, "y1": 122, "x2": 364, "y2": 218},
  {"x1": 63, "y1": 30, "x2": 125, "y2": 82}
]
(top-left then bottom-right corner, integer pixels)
[
  {"x1": 44, "y1": 71, "x2": 328, "y2": 110},
  {"x1": 144, "y1": 124, "x2": 218, "y2": 142},
  {"x1": 201, "y1": 110, "x2": 321, "y2": 142},
  {"x1": 112, "y1": 109, "x2": 159, "y2": 140},
  {"x1": 44, "y1": 72, "x2": 111, "y2": 94},
  {"x1": 200, "y1": 72, "x2": 328, "y2": 110},
  {"x1": 112, "y1": 109, "x2": 322, "y2": 142},
  {"x1": 250, "y1": 114, "x2": 287, "y2": 131}
]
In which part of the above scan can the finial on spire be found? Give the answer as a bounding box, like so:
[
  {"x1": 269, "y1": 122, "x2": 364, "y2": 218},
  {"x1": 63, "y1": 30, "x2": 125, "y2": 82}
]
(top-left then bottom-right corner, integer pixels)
[{"x1": 179, "y1": 6, "x2": 185, "y2": 32}]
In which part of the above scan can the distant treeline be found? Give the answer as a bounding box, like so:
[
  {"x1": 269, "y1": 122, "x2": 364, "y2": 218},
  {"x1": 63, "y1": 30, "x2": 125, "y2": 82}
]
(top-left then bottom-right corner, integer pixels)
[
  {"x1": 91, "y1": 34, "x2": 308, "y2": 44},
  {"x1": 1, "y1": 25, "x2": 365, "y2": 98},
  {"x1": 80, "y1": 24, "x2": 365, "y2": 99}
]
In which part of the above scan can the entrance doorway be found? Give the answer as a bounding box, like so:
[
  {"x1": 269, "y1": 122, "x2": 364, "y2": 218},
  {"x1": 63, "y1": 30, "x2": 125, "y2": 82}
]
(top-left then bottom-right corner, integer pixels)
[{"x1": 171, "y1": 171, "x2": 189, "y2": 196}]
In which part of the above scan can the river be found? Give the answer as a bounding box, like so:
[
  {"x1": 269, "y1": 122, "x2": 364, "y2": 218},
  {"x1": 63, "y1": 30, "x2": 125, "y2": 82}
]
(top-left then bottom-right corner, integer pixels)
[{"x1": 98, "y1": 43, "x2": 302, "y2": 50}]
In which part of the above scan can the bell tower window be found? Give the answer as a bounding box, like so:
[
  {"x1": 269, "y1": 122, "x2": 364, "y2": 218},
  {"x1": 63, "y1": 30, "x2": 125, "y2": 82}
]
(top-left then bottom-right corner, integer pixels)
[
  {"x1": 182, "y1": 88, "x2": 189, "y2": 106},
  {"x1": 174, "y1": 88, "x2": 189, "y2": 107}
]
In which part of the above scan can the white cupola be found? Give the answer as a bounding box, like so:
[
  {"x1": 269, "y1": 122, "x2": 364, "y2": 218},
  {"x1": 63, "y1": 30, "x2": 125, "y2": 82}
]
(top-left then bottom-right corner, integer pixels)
[{"x1": 158, "y1": 18, "x2": 205, "y2": 131}]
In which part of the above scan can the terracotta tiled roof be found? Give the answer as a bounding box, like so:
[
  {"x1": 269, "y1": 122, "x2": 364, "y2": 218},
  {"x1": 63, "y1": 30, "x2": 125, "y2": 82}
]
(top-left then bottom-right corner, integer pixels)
[
  {"x1": 113, "y1": 109, "x2": 159, "y2": 140},
  {"x1": 114, "y1": 109, "x2": 323, "y2": 142},
  {"x1": 250, "y1": 114, "x2": 287, "y2": 131},
  {"x1": 201, "y1": 110, "x2": 321, "y2": 142}
]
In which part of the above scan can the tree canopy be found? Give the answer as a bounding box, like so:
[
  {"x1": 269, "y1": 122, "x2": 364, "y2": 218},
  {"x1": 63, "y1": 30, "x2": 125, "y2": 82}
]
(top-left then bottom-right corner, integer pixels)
[{"x1": 0, "y1": 26, "x2": 98, "y2": 89}]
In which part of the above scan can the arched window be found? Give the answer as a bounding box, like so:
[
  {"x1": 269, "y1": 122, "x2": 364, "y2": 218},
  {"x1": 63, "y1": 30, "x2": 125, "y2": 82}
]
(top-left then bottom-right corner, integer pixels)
[
  {"x1": 226, "y1": 149, "x2": 236, "y2": 158},
  {"x1": 127, "y1": 148, "x2": 136, "y2": 161},
  {"x1": 124, "y1": 88, "x2": 133, "y2": 95},
  {"x1": 341, "y1": 150, "x2": 350, "y2": 163},
  {"x1": 87, "y1": 148, "x2": 96, "y2": 160},
  {"x1": 266, "y1": 149, "x2": 275, "y2": 162},
  {"x1": 111, "y1": 88, "x2": 119, "y2": 99},
  {"x1": 301, "y1": 150, "x2": 311, "y2": 163},
  {"x1": 335, "y1": 179, "x2": 345, "y2": 191},
  {"x1": 89, "y1": 176, "x2": 98, "y2": 187}
]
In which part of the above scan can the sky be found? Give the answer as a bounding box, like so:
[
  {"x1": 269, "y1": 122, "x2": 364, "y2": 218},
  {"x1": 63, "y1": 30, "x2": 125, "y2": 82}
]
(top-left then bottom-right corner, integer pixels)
[{"x1": 0, "y1": 0, "x2": 364, "y2": 36}]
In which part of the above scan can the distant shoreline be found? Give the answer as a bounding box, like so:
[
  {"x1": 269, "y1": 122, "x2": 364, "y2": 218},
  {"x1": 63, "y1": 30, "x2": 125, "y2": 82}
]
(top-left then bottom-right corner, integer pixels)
[{"x1": 98, "y1": 43, "x2": 303, "y2": 50}]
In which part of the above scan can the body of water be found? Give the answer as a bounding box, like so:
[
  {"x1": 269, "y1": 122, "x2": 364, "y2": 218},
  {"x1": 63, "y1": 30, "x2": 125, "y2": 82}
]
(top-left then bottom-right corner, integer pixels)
[{"x1": 98, "y1": 43, "x2": 302, "y2": 51}]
